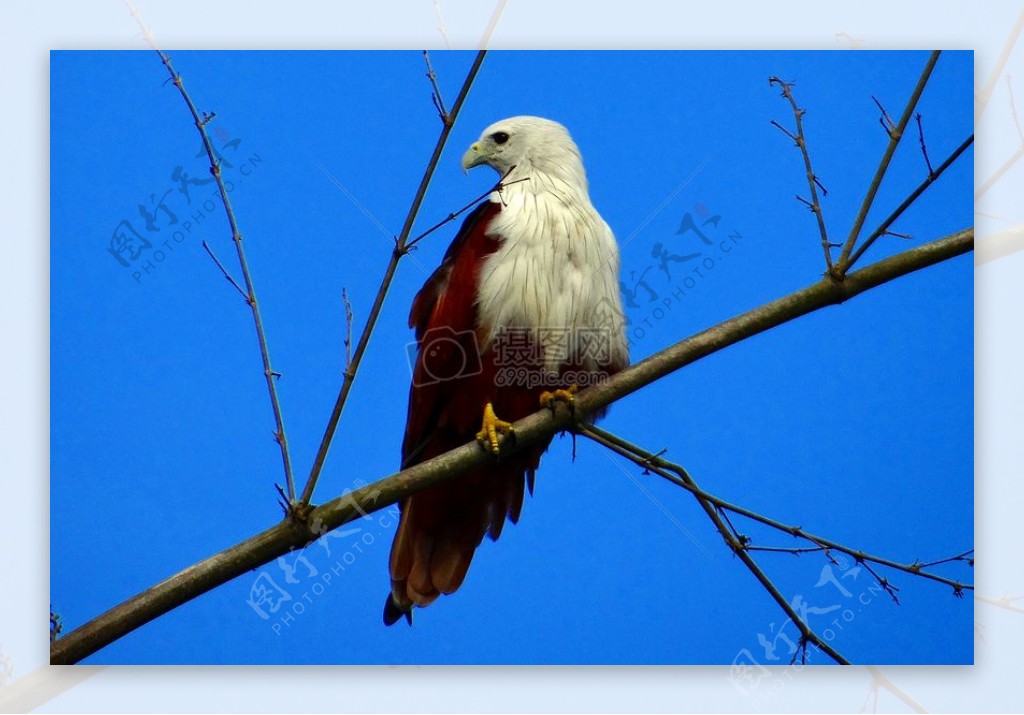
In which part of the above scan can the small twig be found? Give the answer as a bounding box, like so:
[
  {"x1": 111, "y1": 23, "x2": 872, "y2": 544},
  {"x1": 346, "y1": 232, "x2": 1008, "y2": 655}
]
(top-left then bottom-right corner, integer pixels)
[
  {"x1": 910, "y1": 550, "x2": 974, "y2": 570},
  {"x1": 406, "y1": 169, "x2": 527, "y2": 249},
  {"x1": 857, "y1": 558, "x2": 902, "y2": 605},
  {"x1": 201, "y1": 240, "x2": 249, "y2": 302},
  {"x1": 152, "y1": 49, "x2": 296, "y2": 504},
  {"x1": 847, "y1": 133, "x2": 973, "y2": 268},
  {"x1": 342, "y1": 288, "x2": 354, "y2": 369},
  {"x1": 915, "y1": 113, "x2": 935, "y2": 176},
  {"x1": 769, "y1": 119, "x2": 798, "y2": 142},
  {"x1": 882, "y1": 230, "x2": 912, "y2": 240},
  {"x1": 872, "y1": 95, "x2": 896, "y2": 137},
  {"x1": 274, "y1": 483, "x2": 289, "y2": 516},
  {"x1": 769, "y1": 76, "x2": 833, "y2": 271},
  {"x1": 795, "y1": 194, "x2": 815, "y2": 210},
  {"x1": 297, "y1": 50, "x2": 488, "y2": 509},
  {"x1": 837, "y1": 51, "x2": 942, "y2": 276},
  {"x1": 746, "y1": 545, "x2": 827, "y2": 556},
  {"x1": 422, "y1": 50, "x2": 449, "y2": 123},
  {"x1": 718, "y1": 507, "x2": 747, "y2": 545}
]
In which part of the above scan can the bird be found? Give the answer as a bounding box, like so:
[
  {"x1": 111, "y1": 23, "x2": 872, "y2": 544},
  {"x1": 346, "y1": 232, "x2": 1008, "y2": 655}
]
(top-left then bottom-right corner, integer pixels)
[{"x1": 384, "y1": 116, "x2": 629, "y2": 626}]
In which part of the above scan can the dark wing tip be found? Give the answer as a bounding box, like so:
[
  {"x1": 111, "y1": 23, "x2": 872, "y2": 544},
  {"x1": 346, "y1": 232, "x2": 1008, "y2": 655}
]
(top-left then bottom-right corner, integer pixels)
[{"x1": 383, "y1": 595, "x2": 413, "y2": 627}]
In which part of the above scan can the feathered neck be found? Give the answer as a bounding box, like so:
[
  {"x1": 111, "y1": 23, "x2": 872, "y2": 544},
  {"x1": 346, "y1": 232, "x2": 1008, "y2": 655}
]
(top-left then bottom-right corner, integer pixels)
[{"x1": 497, "y1": 151, "x2": 592, "y2": 207}]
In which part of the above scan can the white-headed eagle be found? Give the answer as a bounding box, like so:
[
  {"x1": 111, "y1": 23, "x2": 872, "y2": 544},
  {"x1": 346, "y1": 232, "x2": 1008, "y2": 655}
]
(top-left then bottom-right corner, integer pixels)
[{"x1": 384, "y1": 116, "x2": 629, "y2": 625}]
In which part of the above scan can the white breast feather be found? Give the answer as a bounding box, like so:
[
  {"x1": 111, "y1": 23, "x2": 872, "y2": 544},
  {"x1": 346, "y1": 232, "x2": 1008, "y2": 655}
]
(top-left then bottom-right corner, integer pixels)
[{"x1": 476, "y1": 171, "x2": 628, "y2": 374}]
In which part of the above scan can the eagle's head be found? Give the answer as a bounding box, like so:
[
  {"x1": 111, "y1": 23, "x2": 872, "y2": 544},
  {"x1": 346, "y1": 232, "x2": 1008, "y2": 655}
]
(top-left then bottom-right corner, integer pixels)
[{"x1": 461, "y1": 116, "x2": 585, "y2": 181}]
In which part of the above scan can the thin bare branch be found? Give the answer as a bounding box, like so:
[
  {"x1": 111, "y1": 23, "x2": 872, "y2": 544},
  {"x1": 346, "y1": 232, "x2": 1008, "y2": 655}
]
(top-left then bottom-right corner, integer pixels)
[
  {"x1": 153, "y1": 50, "x2": 296, "y2": 504},
  {"x1": 406, "y1": 169, "x2": 526, "y2": 250},
  {"x1": 342, "y1": 288, "x2": 354, "y2": 369},
  {"x1": 882, "y1": 229, "x2": 912, "y2": 240},
  {"x1": 769, "y1": 76, "x2": 833, "y2": 270},
  {"x1": 201, "y1": 240, "x2": 249, "y2": 302},
  {"x1": 297, "y1": 50, "x2": 487, "y2": 510},
  {"x1": 847, "y1": 134, "x2": 973, "y2": 268},
  {"x1": 837, "y1": 51, "x2": 941, "y2": 274},
  {"x1": 579, "y1": 423, "x2": 971, "y2": 598},
  {"x1": 579, "y1": 423, "x2": 850, "y2": 665},
  {"x1": 872, "y1": 95, "x2": 896, "y2": 137},
  {"x1": 858, "y1": 560, "x2": 901, "y2": 604},
  {"x1": 911, "y1": 550, "x2": 974, "y2": 570},
  {"x1": 422, "y1": 50, "x2": 448, "y2": 123},
  {"x1": 50, "y1": 227, "x2": 972, "y2": 665},
  {"x1": 745, "y1": 545, "x2": 827, "y2": 556},
  {"x1": 770, "y1": 118, "x2": 798, "y2": 142},
  {"x1": 915, "y1": 113, "x2": 935, "y2": 176}
]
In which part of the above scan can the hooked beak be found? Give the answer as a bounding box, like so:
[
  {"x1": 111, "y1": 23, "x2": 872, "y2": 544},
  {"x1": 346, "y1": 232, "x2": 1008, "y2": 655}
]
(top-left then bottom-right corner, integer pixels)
[{"x1": 461, "y1": 142, "x2": 487, "y2": 172}]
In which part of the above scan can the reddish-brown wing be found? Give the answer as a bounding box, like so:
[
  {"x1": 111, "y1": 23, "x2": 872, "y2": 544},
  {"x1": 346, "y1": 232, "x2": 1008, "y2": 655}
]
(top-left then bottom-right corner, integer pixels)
[{"x1": 386, "y1": 201, "x2": 549, "y2": 624}]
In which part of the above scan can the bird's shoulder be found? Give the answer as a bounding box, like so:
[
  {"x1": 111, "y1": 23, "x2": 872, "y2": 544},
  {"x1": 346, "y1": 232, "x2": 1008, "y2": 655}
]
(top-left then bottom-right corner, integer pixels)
[{"x1": 408, "y1": 199, "x2": 503, "y2": 340}]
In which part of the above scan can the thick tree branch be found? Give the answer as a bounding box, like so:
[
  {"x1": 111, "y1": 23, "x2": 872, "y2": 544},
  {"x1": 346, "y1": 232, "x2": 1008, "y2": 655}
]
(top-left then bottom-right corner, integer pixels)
[{"x1": 50, "y1": 227, "x2": 973, "y2": 665}]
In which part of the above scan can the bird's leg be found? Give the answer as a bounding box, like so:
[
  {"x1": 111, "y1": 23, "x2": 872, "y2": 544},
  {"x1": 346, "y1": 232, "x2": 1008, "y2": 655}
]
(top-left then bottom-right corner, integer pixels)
[
  {"x1": 540, "y1": 384, "x2": 579, "y2": 411},
  {"x1": 476, "y1": 402, "x2": 514, "y2": 456}
]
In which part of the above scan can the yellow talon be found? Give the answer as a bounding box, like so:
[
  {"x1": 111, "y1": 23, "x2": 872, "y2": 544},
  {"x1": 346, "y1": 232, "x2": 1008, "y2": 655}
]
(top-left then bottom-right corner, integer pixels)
[
  {"x1": 476, "y1": 402, "x2": 514, "y2": 455},
  {"x1": 540, "y1": 384, "x2": 579, "y2": 410}
]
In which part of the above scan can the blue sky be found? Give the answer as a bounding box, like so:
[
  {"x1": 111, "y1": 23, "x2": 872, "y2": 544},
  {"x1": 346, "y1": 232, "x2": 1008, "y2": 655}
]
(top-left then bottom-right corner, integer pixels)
[{"x1": 50, "y1": 50, "x2": 973, "y2": 665}]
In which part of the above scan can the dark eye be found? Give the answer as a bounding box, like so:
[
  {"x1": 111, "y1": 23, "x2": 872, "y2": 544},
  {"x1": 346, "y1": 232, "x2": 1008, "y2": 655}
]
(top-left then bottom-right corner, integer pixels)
[{"x1": 491, "y1": 131, "x2": 510, "y2": 145}]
